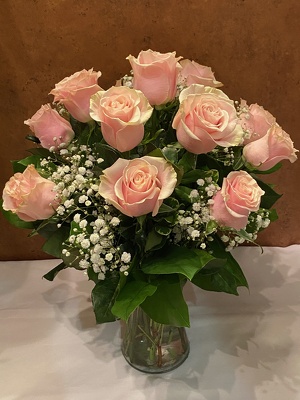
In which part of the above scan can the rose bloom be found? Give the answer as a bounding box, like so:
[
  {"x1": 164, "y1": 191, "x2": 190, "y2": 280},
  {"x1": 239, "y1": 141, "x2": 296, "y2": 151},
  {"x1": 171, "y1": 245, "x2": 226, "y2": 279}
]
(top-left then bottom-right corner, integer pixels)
[
  {"x1": 2, "y1": 165, "x2": 59, "y2": 222},
  {"x1": 178, "y1": 59, "x2": 223, "y2": 88},
  {"x1": 98, "y1": 156, "x2": 177, "y2": 217},
  {"x1": 127, "y1": 49, "x2": 182, "y2": 105},
  {"x1": 211, "y1": 171, "x2": 265, "y2": 230},
  {"x1": 50, "y1": 68, "x2": 102, "y2": 122},
  {"x1": 240, "y1": 100, "x2": 276, "y2": 144},
  {"x1": 172, "y1": 84, "x2": 243, "y2": 154},
  {"x1": 243, "y1": 124, "x2": 298, "y2": 171},
  {"x1": 90, "y1": 86, "x2": 153, "y2": 152},
  {"x1": 24, "y1": 104, "x2": 75, "y2": 151}
]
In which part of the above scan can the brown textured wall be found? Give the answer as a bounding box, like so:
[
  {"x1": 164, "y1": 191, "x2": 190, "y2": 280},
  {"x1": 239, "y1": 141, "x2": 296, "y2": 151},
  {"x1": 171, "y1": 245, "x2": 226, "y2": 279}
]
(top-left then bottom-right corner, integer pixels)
[{"x1": 0, "y1": 0, "x2": 299, "y2": 260}]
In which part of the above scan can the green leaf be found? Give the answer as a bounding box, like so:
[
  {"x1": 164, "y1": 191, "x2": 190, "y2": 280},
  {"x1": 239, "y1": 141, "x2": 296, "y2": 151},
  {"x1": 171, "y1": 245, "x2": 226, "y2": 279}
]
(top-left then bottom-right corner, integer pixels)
[
  {"x1": 93, "y1": 143, "x2": 119, "y2": 169},
  {"x1": 158, "y1": 197, "x2": 179, "y2": 214},
  {"x1": 256, "y1": 179, "x2": 282, "y2": 208},
  {"x1": 25, "y1": 135, "x2": 40, "y2": 144},
  {"x1": 161, "y1": 145, "x2": 179, "y2": 164},
  {"x1": 192, "y1": 236, "x2": 248, "y2": 294},
  {"x1": 12, "y1": 155, "x2": 42, "y2": 173},
  {"x1": 174, "y1": 186, "x2": 193, "y2": 203},
  {"x1": 246, "y1": 161, "x2": 282, "y2": 175},
  {"x1": 178, "y1": 151, "x2": 197, "y2": 173},
  {"x1": 27, "y1": 147, "x2": 55, "y2": 158},
  {"x1": 146, "y1": 148, "x2": 165, "y2": 158},
  {"x1": 0, "y1": 201, "x2": 35, "y2": 229},
  {"x1": 142, "y1": 245, "x2": 216, "y2": 281},
  {"x1": 181, "y1": 169, "x2": 219, "y2": 185},
  {"x1": 69, "y1": 115, "x2": 88, "y2": 136},
  {"x1": 141, "y1": 277, "x2": 190, "y2": 327},
  {"x1": 43, "y1": 262, "x2": 67, "y2": 281},
  {"x1": 154, "y1": 225, "x2": 172, "y2": 236},
  {"x1": 145, "y1": 229, "x2": 164, "y2": 252},
  {"x1": 268, "y1": 208, "x2": 279, "y2": 222},
  {"x1": 192, "y1": 267, "x2": 242, "y2": 294},
  {"x1": 141, "y1": 129, "x2": 165, "y2": 145},
  {"x1": 42, "y1": 226, "x2": 70, "y2": 258},
  {"x1": 111, "y1": 280, "x2": 157, "y2": 321},
  {"x1": 91, "y1": 273, "x2": 120, "y2": 323}
]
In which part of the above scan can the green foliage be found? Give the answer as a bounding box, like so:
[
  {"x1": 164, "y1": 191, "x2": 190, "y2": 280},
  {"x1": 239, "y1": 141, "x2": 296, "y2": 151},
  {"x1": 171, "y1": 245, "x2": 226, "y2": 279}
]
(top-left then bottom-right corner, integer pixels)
[
  {"x1": 43, "y1": 262, "x2": 67, "y2": 281},
  {"x1": 12, "y1": 155, "x2": 42, "y2": 173},
  {"x1": 141, "y1": 245, "x2": 218, "y2": 281},
  {"x1": 42, "y1": 226, "x2": 70, "y2": 258},
  {"x1": 256, "y1": 179, "x2": 282, "y2": 208},
  {"x1": 91, "y1": 273, "x2": 120, "y2": 323},
  {"x1": 111, "y1": 280, "x2": 157, "y2": 321},
  {"x1": 192, "y1": 236, "x2": 248, "y2": 295},
  {"x1": 141, "y1": 276, "x2": 190, "y2": 327},
  {"x1": 0, "y1": 200, "x2": 35, "y2": 229}
]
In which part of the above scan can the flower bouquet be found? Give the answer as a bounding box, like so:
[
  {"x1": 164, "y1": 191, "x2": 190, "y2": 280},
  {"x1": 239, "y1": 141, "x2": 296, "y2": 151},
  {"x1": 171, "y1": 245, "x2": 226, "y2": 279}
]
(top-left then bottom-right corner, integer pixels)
[{"x1": 1, "y1": 50, "x2": 297, "y2": 371}]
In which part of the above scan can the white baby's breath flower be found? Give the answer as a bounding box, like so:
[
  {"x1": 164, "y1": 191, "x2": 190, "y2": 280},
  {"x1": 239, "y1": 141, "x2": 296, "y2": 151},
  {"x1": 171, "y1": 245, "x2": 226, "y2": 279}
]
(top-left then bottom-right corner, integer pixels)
[
  {"x1": 81, "y1": 239, "x2": 90, "y2": 249},
  {"x1": 120, "y1": 265, "x2": 130, "y2": 272},
  {"x1": 56, "y1": 205, "x2": 65, "y2": 215},
  {"x1": 110, "y1": 217, "x2": 120, "y2": 226},
  {"x1": 98, "y1": 272, "x2": 106, "y2": 280},
  {"x1": 73, "y1": 214, "x2": 81, "y2": 223},
  {"x1": 78, "y1": 167, "x2": 86, "y2": 175},
  {"x1": 79, "y1": 259, "x2": 89, "y2": 269},
  {"x1": 221, "y1": 235, "x2": 229, "y2": 242},
  {"x1": 262, "y1": 219, "x2": 270, "y2": 228},
  {"x1": 68, "y1": 235, "x2": 76, "y2": 243},
  {"x1": 64, "y1": 199, "x2": 73, "y2": 208},
  {"x1": 190, "y1": 189, "x2": 199, "y2": 198},
  {"x1": 95, "y1": 219, "x2": 105, "y2": 228},
  {"x1": 91, "y1": 184, "x2": 99, "y2": 191},
  {"x1": 192, "y1": 202, "x2": 201, "y2": 212},
  {"x1": 191, "y1": 230, "x2": 200, "y2": 239},
  {"x1": 85, "y1": 160, "x2": 93, "y2": 167},
  {"x1": 121, "y1": 252, "x2": 131, "y2": 263},
  {"x1": 105, "y1": 253, "x2": 113, "y2": 261},
  {"x1": 91, "y1": 254, "x2": 101, "y2": 264},
  {"x1": 79, "y1": 195, "x2": 88, "y2": 204},
  {"x1": 79, "y1": 220, "x2": 88, "y2": 229},
  {"x1": 90, "y1": 233, "x2": 100, "y2": 244},
  {"x1": 75, "y1": 174, "x2": 85, "y2": 184},
  {"x1": 99, "y1": 227, "x2": 109, "y2": 236}
]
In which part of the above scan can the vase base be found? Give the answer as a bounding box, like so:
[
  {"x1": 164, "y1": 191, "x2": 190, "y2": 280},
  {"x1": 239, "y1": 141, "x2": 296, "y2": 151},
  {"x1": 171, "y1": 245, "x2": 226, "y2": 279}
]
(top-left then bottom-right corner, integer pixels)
[{"x1": 123, "y1": 346, "x2": 190, "y2": 373}]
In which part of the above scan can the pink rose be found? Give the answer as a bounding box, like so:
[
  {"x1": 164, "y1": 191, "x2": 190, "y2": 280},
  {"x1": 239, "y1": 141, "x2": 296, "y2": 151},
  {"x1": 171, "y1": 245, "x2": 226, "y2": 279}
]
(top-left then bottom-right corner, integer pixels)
[
  {"x1": 172, "y1": 84, "x2": 243, "y2": 154},
  {"x1": 127, "y1": 49, "x2": 182, "y2": 105},
  {"x1": 2, "y1": 165, "x2": 59, "y2": 222},
  {"x1": 211, "y1": 171, "x2": 265, "y2": 230},
  {"x1": 243, "y1": 124, "x2": 298, "y2": 171},
  {"x1": 50, "y1": 69, "x2": 102, "y2": 122},
  {"x1": 24, "y1": 104, "x2": 75, "y2": 151},
  {"x1": 90, "y1": 86, "x2": 153, "y2": 152},
  {"x1": 239, "y1": 100, "x2": 276, "y2": 144},
  {"x1": 178, "y1": 59, "x2": 223, "y2": 88},
  {"x1": 99, "y1": 156, "x2": 177, "y2": 217}
]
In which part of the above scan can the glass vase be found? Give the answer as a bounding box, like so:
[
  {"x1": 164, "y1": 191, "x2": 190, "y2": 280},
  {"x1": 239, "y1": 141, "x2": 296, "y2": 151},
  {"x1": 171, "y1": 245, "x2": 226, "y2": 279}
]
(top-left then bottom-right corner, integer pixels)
[{"x1": 121, "y1": 307, "x2": 189, "y2": 373}]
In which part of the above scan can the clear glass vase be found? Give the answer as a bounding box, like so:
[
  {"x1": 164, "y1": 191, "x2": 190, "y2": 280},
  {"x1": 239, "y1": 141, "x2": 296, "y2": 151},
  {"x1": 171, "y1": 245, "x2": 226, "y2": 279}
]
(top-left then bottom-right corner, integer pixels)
[{"x1": 121, "y1": 307, "x2": 189, "y2": 373}]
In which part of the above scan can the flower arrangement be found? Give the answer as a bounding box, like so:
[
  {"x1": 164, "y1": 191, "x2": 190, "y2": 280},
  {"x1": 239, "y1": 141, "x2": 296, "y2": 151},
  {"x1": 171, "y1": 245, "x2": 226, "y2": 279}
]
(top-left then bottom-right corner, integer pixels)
[{"x1": 1, "y1": 50, "x2": 298, "y2": 328}]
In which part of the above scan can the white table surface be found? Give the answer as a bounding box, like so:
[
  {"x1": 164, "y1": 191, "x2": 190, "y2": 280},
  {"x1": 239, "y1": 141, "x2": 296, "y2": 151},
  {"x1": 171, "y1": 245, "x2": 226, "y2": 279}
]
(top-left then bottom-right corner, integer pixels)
[{"x1": 1, "y1": 245, "x2": 300, "y2": 400}]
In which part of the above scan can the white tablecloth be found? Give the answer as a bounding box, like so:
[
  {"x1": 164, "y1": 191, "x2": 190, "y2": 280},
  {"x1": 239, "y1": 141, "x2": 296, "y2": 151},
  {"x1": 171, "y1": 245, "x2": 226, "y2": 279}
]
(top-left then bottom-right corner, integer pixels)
[{"x1": 1, "y1": 245, "x2": 300, "y2": 400}]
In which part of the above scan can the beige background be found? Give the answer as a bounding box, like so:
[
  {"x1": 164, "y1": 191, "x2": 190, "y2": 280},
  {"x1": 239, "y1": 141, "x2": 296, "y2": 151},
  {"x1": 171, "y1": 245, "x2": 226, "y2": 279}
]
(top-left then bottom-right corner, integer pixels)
[{"x1": 0, "y1": 0, "x2": 299, "y2": 260}]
